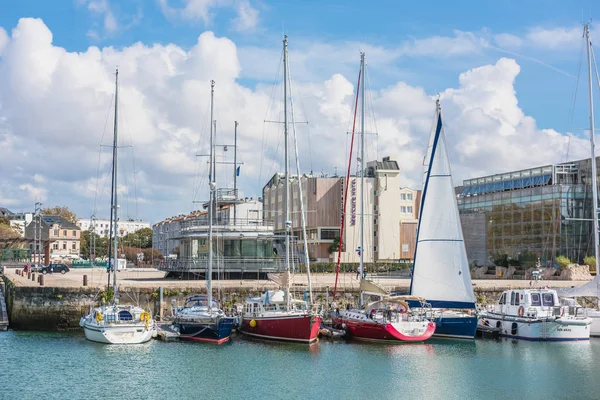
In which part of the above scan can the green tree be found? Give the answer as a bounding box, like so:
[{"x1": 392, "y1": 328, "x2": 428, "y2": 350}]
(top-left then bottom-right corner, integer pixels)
[
  {"x1": 42, "y1": 206, "x2": 77, "y2": 223},
  {"x1": 328, "y1": 236, "x2": 341, "y2": 255},
  {"x1": 584, "y1": 256, "x2": 596, "y2": 274},
  {"x1": 120, "y1": 227, "x2": 152, "y2": 248},
  {"x1": 556, "y1": 255, "x2": 571, "y2": 270},
  {"x1": 0, "y1": 217, "x2": 20, "y2": 239}
]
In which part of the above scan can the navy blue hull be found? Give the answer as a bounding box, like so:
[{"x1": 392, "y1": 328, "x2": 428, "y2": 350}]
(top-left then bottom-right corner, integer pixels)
[
  {"x1": 433, "y1": 316, "x2": 477, "y2": 339},
  {"x1": 177, "y1": 317, "x2": 235, "y2": 344}
]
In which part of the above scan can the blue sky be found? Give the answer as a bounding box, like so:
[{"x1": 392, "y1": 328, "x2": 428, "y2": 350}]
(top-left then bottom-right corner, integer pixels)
[
  {"x1": 0, "y1": 0, "x2": 599, "y2": 222},
  {"x1": 1, "y1": 0, "x2": 595, "y2": 130}
]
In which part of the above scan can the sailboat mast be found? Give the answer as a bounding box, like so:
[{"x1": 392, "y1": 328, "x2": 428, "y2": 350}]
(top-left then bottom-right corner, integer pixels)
[
  {"x1": 208, "y1": 80, "x2": 215, "y2": 311},
  {"x1": 283, "y1": 35, "x2": 291, "y2": 310},
  {"x1": 359, "y1": 52, "x2": 365, "y2": 289},
  {"x1": 112, "y1": 68, "x2": 119, "y2": 303},
  {"x1": 234, "y1": 121, "x2": 238, "y2": 224},
  {"x1": 585, "y1": 24, "x2": 600, "y2": 280}
]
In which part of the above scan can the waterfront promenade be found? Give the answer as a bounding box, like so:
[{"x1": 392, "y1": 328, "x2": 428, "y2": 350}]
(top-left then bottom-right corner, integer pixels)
[{"x1": 2, "y1": 267, "x2": 589, "y2": 292}]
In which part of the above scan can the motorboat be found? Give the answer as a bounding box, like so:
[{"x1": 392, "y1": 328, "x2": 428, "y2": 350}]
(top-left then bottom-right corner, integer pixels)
[{"x1": 478, "y1": 288, "x2": 592, "y2": 341}]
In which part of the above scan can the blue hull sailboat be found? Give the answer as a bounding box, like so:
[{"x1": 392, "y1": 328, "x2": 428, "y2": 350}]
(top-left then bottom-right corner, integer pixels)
[{"x1": 409, "y1": 100, "x2": 477, "y2": 339}]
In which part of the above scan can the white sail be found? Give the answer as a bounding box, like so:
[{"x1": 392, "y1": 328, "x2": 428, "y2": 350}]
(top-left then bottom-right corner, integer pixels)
[
  {"x1": 410, "y1": 102, "x2": 475, "y2": 308},
  {"x1": 557, "y1": 278, "x2": 600, "y2": 298}
]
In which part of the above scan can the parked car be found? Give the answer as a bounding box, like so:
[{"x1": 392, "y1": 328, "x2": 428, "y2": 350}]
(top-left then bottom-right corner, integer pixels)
[
  {"x1": 29, "y1": 263, "x2": 45, "y2": 273},
  {"x1": 41, "y1": 263, "x2": 70, "y2": 275}
]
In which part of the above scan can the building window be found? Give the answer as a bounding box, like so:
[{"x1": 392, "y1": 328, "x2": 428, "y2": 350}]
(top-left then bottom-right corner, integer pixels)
[
  {"x1": 401, "y1": 193, "x2": 406, "y2": 200},
  {"x1": 407, "y1": 193, "x2": 413, "y2": 200},
  {"x1": 63, "y1": 243, "x2": 67, "y2": 250},
  {"x1": 53, "y1": 243, "x2": 58, "y2": 250},
  {"x1": 320, "y1": 229, "x2": 340, "y2": 240},
  {"x1": 72, "y1": 243, "x2": 76, "y2": 250},
  {"x1": 72, "y1": 230, "x2": 76, "y2": 236},
  {"x1": 401, "y1": 206, "x2": 407, "y2": 213},
  {"x1": 63, "y1": 230, "x2": 67, "y2": 237},
  {"x1": 408, "y1": 206, "x2": 413, "y2": 213},
  {"x1": 54, "y1": 229, "x2": 59, "y2": 236}
]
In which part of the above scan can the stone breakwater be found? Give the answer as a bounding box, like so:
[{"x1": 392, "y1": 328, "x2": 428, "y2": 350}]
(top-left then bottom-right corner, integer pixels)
[{"x1": 4, "y1": 274, "x2": 579, "y2": 331}]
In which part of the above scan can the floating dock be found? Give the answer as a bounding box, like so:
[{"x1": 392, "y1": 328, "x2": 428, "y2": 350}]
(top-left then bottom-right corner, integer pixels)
[{"x1": 155, "y1": 323, "x2": 180, "y2": 342}]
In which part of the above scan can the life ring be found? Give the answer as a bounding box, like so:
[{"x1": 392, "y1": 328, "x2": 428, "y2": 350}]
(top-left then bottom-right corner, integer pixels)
[
  {"x1": 249, "y1": 319, "x2": 257, "y2": 328},
  {"x1": 140, "y1": 312, "x2": 151, "y2": 328},
  {"x1": 95, "y1": 312, "x2": 103, "y2": 323},
  {"x1": 517, "y1": 306, "x2": 524, "y2": 317}
]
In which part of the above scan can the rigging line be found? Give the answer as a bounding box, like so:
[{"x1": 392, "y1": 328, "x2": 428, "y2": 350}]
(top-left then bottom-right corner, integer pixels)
[
  {"x1": 565, "y1": 30, "x2": 586, "y2": 162},
  {"x1": 365, "y1": 62, "x2": 379, "y2": 160},
  {"x1": 258, "y1": 50, "x2": 285, "y2": 189},
  {"x1": 287, "y1": 53, "x2": 313, "y2": 303},
  {"x1": 487, "y1": 43, "x2": 578, "y2": 79},
  {"x1": 590, "y1": 43, "x2": 600, "y2": 112},
  {"x1": 334, "y1": 66, "x2": 361, "y2": 300},
  {"x1": 193, "y1": 96, "x2": 212, "y2": 205},
  {"x1": 295, "y1": 80, "x2": 314, "y2": 173},
  {"x1": 118, "y1": 100, "x2": 131, "y2": 220},
  {"x1": 120, "y1": 95, "x2": 140, "y2": 220},
  {"x1": 93, "y1": 92, "x2": 115, "y2": 216}
]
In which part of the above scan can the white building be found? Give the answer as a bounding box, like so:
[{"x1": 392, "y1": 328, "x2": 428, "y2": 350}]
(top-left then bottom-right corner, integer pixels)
[
  {"x1": 152, "y1": 198, "x2": 265, "y2": 259},
  {"x1": 77, "y1": 218, "x2": 150, "y2": 237},
  {"x1": 263, "y1": 157, "x2": 418, "y2": 263}
]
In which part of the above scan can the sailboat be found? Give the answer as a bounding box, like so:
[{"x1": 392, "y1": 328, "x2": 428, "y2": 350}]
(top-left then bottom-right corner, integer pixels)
[
  {"x1": 238, "y1": 36, "x2": 322, "y2": 343},
  {"x1": 331, "y1": 53, "x2": 436, "y2": 343},
  {"x1": 408, "y1": 99, "x2": 478, "y2": 339},
  {"x1": 557, "y1": 24, "x2": 600, "y2": 337},
  {"x1": 79, "y1": 69, "x2": 156, "y2": 344},
  {"x1": 171, "y1": 80, "x2": 235, "y2": 344}
]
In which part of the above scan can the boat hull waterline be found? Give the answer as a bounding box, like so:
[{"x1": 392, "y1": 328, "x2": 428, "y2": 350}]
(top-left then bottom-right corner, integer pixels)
[
  {"x1": 334, "y1": 317, "x2": 436, "y2": 343},
  {"x1": 432, "y1": 314, "x2": 478, "y2": 339},
  {"x1": 240, "y1": 313, "x2": 322, "y2": 343},
  {"x1": 176, "y1": 317, "x2": 235, "y2": 345},
  {"x1": 81, "y1": 321, "x2": 155, "y2": 344},
  {"x1": 479, "y1": 313, "x2": 592, "y2": 341}
]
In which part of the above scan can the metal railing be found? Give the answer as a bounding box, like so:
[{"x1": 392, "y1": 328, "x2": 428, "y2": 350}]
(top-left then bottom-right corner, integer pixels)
[{"x1": 158, "y1": 254, "x2": 304, "y2": 273}]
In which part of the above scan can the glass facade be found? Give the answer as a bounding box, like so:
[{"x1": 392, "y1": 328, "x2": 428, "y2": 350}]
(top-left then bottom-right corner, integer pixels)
[{"x1": 458, "y1": 160, "x2": 597, "y2": 266}]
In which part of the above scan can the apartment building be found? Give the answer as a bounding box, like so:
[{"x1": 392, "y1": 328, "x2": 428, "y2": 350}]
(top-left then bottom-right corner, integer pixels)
[
  {"x1": 25, "y1": 215, "x2": 81, "y2": 258},
  {"x1": 77, "y1": 218, "x2": 150, "y2": 237}
]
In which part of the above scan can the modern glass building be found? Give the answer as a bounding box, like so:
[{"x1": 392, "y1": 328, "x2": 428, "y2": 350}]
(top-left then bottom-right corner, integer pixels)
[{"x1": 457, "y1": 158, "x2": 597, "y2": 267}]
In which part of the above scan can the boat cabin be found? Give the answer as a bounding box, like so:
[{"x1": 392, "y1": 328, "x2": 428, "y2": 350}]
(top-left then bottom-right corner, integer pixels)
[
  {"x1": 181, "y1": 295, "x2": 220, "y2": 310},
  {"x1": 492, "y1": 289, "x2": 581, "y2": 318},
  {"x1": 244, "y1": 290, "x2": 308, "y2": 316}
]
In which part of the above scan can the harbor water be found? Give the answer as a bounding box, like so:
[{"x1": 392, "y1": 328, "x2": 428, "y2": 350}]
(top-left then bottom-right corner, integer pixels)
[{"x1": 2, "y1": 331, "x2": 600, "y2": 399}]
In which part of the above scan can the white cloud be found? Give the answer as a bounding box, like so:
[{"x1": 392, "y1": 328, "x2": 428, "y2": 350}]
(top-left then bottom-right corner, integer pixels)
[
  {"x1": 231, "y1": 0, "x2": 259, "y2": 32},
  {"x1": 85, "y1": 0, "x2": 119, "y2": 33},
  {"x1": 401, "y1": 30, "x2": 489, "y2": 57},
  {"x1": 0, "y1": 27, "x2": 8, "y2": 55},
  {"x1": 19, "y1": 184, "x2": 48, "y2": 202},
  {"x1": 0, "y1": 17, "x2": 587, "y2": 223},
  {"x1": 160, "y1": 0, "x2": 260, "y2": 31},
  {"x1": 493, "y1": 33, "x2": 523, "y2": 49},
  {"x1": 525, "y1": 26, "x2": 582, "y2": 50}
]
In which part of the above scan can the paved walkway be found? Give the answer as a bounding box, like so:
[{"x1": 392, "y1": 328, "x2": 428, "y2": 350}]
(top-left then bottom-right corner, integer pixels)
[{"x1": 2, "y1": 267, "x2": 591, "y2": 291}]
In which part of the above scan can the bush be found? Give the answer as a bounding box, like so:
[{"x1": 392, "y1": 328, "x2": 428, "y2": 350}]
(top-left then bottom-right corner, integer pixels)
[
  {"x1": 584, "y1": 256, "x2": 596, "y2": 274},
  {"x1": 493, "y1": 254, "x2": 508, "y2": 268},
  {"x1": 556, "y1": 255, "x2": 571, "y2": 270}
]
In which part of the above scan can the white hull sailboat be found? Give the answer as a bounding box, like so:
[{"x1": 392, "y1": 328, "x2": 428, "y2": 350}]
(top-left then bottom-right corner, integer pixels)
[
  {"x1": 557, "y1": 24, "x2": 600, "y2": 333},
  {"x1": 80, "y1": 69, "x2": 155, "y2": 344},
  {"x1": 81, "y1": 305, "x2": 154, "y2": 344},
  {"x1": 408, "y1": 100, "x2": 477, "y2": 339}
]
